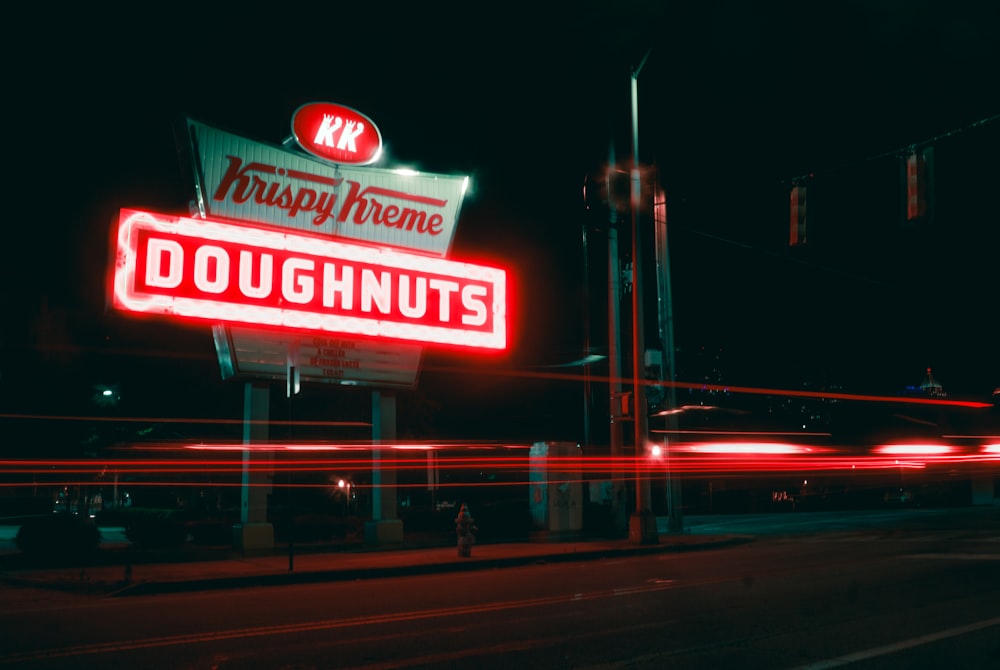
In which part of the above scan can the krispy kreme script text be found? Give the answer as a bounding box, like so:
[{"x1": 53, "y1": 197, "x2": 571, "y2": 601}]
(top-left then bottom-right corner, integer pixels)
[{"x1": 213, "y1": 156, "x2": 447, "y2": 234}]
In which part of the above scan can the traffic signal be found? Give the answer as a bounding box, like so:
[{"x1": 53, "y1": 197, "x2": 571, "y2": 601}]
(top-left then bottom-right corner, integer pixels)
[
  {"x1": 619, "y1": 391, "x2": 633, "y2": 418},
  {"x1": 789, "y1": 183, "x2": 807, "y2": 246},
  {"x1": 904, "y1": 146, "x2": 934, "y2": 224}
]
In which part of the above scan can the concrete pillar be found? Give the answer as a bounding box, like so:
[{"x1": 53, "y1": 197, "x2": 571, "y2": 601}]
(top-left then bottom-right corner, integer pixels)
[
  {"x1": 234, "y1": 381, "x2": 274, "y2": 550},
  {"x1": 365, "y1": 390, "x2": 404, "y2": 544}
]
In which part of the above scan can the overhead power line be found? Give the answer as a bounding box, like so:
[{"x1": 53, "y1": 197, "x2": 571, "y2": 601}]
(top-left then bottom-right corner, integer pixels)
[{"x1": 785, "y1": 113, "x2": 1000, "y2": 184}]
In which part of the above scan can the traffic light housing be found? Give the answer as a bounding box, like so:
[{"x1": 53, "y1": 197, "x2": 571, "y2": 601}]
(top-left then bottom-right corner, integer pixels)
[
  {"x1": 789, "y1": 183, "x2": 807, "y2": 246},
  {"x1": 904, "y1": 146, "x2": 934, "y2": 225}
]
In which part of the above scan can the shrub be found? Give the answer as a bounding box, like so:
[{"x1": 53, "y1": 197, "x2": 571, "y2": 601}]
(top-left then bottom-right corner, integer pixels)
[
  {"x1": 16, "y1": 514, "x2": 101, "y2": 562},
  {"x1": 123, "y1": 510, "x2": 188, "y2": 549},
  {"x1": 272, "y1": 514, "x2": 364, "y2": 543},
  {"x1": 93, "y1": 507, "x2": 134, "y2": 527},
  {"x1": 187, "y1": 518, "x2": 235, "y2": 546}
]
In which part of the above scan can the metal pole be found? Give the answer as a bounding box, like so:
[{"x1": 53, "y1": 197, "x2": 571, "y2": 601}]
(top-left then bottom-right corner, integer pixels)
[
  {"x1": 654, "y1": 184, "x2": 683, "y2": 533},
  {"x1": 582, "y1": 221, "x2": 592, "y2": 450},
  {"x1": 607, "y1": 141, "x2": 627, "y2": 537},
  {"x1": 287, "y1": 379, "x2": 294, "y2": 572},
  {"x1": 629, "y1": 51, "x2": 657, "y2": 544}
]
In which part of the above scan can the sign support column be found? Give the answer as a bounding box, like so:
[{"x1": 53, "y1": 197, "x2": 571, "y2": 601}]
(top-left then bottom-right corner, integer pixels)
[
  {"x1": 235, "y1": 381, "x2": 274, "y2": 550},
  {"x1": 365, "y1": 390, "x2": 403, "y2": 544}
]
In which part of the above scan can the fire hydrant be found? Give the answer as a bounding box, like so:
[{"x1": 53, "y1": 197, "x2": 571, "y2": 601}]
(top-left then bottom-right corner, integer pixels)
[{"x1": 455, "y1": 503, "x2": 478, "y2": 557}]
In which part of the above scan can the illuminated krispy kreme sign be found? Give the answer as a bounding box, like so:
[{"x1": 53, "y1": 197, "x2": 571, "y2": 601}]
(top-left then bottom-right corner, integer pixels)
[
  {"x1": 112, "y1": 209, "x2": 507, "y2": 350},
  {"x1": 183, "y1": 119, "x2": 466, "y2": 256}
]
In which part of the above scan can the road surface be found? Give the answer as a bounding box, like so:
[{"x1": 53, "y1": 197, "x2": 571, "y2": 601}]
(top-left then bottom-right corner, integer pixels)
[{"x1": 1, "y1": 508, "x2": 998, "y2": 668}]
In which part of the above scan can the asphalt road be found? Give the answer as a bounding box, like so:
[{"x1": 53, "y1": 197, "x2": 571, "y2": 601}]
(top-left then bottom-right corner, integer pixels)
[{"x1": 1, "y1": 508, "x2": 999, "y2": 668}]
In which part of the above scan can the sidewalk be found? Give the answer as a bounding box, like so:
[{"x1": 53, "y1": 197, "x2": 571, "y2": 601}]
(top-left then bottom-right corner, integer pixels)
[{"x1": 0, "y1": 530, "x2": 751, "y2": 597}]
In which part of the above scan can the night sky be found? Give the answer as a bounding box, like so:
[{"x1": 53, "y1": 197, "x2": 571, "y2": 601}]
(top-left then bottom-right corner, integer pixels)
[{"x1": 3, "y1": 2, "x2": 998, "y2": 448}]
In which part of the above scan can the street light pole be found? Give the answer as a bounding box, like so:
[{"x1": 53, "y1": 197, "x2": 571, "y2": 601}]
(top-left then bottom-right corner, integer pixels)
[
  {"x1": 582, "y1": 219, "x2": 592, "y2": 450},
  {"x1": 629, "y1": 50, "x2": 658, "y2": 544},
  {"x1": 654, "y1": 182, "x2": 683, "y2": 533},
  {"x1": 607, "y1": 141, "x2": 627, "y2": 537}
]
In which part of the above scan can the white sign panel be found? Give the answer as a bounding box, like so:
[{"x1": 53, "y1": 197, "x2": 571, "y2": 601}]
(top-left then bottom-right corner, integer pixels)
[
  {"x1": 215, "y1": 327, "x2": 425, "y2": 388},
  {"x1": 183, "y1": 119, "x2": 467, "y2": 256}
]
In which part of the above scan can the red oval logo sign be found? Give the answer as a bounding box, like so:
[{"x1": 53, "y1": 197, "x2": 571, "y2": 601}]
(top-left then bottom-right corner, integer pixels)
[{"x1": 291, "y1": 102, "x2": 383, "y2": 165}]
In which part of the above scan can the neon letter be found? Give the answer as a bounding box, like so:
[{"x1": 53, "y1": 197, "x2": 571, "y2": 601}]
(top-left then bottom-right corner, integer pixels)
[
  {"x1": 282, "y1": 258, "x2": 315, "y2": 304},
  {"x1": 461, "y1": 285, "x2": 488, "y2": 326},
  {"x1": 398, "y1": 275, "x2": 427, "y2": 319},
  {"x1": 194, "y1": 245, "x2": 230, "y2": 294},
  {"x1": 238, "y1": 251, "x2": 273, "y2": 299},
  {"x1": 361, "y1": 269, "x2": 392, "y2": 314},
  {"x1": 322, "y1": 263, "x2": 354, "y2": 309},
  {"x1": 145, "y1": 238, "x2": 183, "y2": 289},
  {"x1": 429, "y1": 278, "x2": 459, "y2": 323}
]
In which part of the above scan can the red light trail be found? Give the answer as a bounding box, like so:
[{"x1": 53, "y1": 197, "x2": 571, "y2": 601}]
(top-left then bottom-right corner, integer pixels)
[{"x1": 2, "y1": 438, "x2": 998, "y2": 494}]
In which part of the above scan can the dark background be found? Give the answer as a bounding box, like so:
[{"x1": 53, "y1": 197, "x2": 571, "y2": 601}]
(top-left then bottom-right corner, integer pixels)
[{"x1": 2, "y1": 1, "x2": 998, "y2": 451}]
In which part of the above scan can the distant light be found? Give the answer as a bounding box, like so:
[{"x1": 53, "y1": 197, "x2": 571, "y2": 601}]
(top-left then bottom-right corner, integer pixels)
[
  {"x1": 650, "y1": 445, "x2": 663, "y2": 458},
  {"x1": 545, "y1": 354, "x2": 607, "y2": 368},
  {"x1": 679, "y1": 442, "x2": 812, "y2": 455},
  {"x1": 285, "y1": 445, "x2": 342, "y2": 451},
  {"x1": 102, "y1": 389, "x2": 114, "y2": 397},
  {"x1": 874, "y1": 444, "x2": 954, "y2": 456},
  {"x1": 651, "y1": 404, "x2": 720, "y2": 417}
]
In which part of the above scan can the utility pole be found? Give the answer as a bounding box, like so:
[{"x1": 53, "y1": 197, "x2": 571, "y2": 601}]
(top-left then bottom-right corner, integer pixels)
[
  {"x1": 607, "y1": 141, "x2": 627, "y2": 537},
  {"x1": 629, "y1": 50, "x2": 658, "y2": 544},
  {"x1": 654, "y1": 182, "x2": 683, "y2": 533},
  {"x1": 582, "y1": 219, "x2": 592, "y2": 450}
]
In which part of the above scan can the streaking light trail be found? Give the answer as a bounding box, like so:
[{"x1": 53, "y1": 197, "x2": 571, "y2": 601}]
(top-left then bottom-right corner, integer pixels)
[
  {"x1": 3, "y1": 438, "x2": 999, "y2": 493},
  {"x1": 874, "y1": 444, "x2": 956, "y2": 456}
]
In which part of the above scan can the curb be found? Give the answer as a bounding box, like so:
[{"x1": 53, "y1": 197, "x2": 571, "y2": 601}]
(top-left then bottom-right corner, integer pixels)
[{"x1": 2, "y1": 535, "x2": 754, "y2": 597}]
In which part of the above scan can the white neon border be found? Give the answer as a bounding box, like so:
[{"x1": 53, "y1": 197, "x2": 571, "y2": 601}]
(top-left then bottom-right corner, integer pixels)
[{"x1": 113, "y1": 209, "x2": 507, "y2": 350}]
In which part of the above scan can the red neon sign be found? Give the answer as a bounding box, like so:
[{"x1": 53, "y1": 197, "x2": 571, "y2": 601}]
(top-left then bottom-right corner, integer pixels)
[
  {"x1": 290, "y1": 102, "x2": 383, "y2": 165},
  {"x1": 111, "y1": 209, "x2": 507, "y2": 350}
]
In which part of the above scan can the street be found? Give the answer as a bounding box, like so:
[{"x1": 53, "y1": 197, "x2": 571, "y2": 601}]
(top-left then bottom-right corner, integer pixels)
[{"x1": 1, "y1": 508, "x2": 999, "y2": 668}]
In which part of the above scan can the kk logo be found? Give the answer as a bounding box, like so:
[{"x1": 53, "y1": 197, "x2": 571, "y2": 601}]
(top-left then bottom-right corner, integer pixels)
[
  {"x1": 292, "y1": 102, "x2": 383, "y2": 165},
  {"x1": 313, "y1": 114, "x2": 366, "y2": 153}
]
